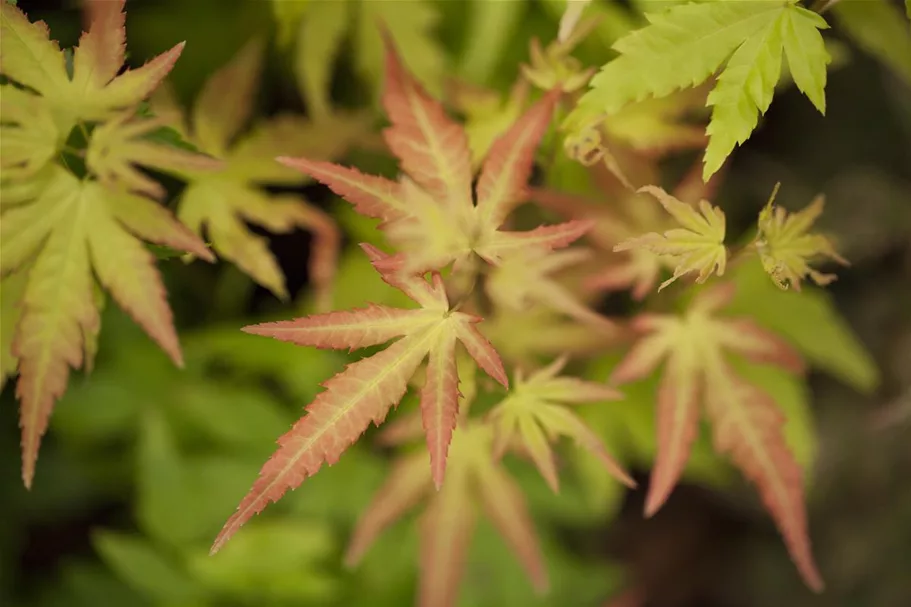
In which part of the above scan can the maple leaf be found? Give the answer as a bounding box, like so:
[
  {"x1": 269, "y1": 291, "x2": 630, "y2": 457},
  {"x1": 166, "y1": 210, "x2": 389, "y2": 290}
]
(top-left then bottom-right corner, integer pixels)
[
  {"x1": 148, "y1": 39, "x2": 367, "y2": 304},
  {"x1": 534, "y1": 159, "x2": 725, "y2": 300},
  {"x1": 279, "y1": 33, "x2": 588, "y2": 278},
  {"x1": 210, "y1": 246, "x2": 508, "y2": 554},
  {"x1": 488, "y1": 357, "x2": 634, "y2": 492},
  {"x1": 566, "y1": 0, "x2": 831, "y2": 180},
  {"x1": 0, "y1": 166, "x2": 213, "y2": 487},
  {"x1": 610, "y1": 283, "x2": 823, "y2": 592},
  {"x1": 86, "y1": 111, "x2": 223, "y2": 200},
  {"x1": 613, "y1": 185, "x2": 727, "y2": 291},
  {"x1": 346, "y1": 419, "x2": 548, "y2": 607},
  {"x1": 0, "y1": 0, "x2": 184, "y2": 133},
  {"x1": 753, "y1": 184, "x2": 848, "y2": 291}
]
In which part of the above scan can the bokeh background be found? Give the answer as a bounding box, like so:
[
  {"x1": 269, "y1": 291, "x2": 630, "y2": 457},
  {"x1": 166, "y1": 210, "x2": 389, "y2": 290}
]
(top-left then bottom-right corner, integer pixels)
[{"x1": 1, "y1": 1, "x2": 909, "y2": 606}]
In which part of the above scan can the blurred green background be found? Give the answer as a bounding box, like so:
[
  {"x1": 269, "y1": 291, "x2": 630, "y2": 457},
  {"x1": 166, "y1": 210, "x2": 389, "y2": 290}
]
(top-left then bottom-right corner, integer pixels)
[{"x1": 1, "y1": 1, "x2": 910, "y2": 606}]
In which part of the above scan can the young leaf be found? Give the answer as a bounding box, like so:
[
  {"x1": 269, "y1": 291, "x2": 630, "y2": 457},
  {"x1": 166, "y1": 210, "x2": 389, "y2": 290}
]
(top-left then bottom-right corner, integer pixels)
[
  {"x1": 211, "y1": 253, "x2": 508, "y2": 554},
  {"x1": 0, "y1": 0, "x2": 184, "y2": 130},
  {"x1": 753, "y1": 184, "x2": 848, "y2": 291},
  {"x1": 347, "y1": 421, "x2": 548, "y2": 607},
  {"x1": 280, "y1": 35, "x2": 582, "y2": 277},
  {"x1": 610, "y1": 284, "x2": 823, "y2": 592},
  {"x1": 0, "y1": 167, "x2": 211, "y2": 487},
  {"x1": 613, "y1": 185, "x2": 727, "y2": 291},
  {"x1": 567, "y1": 1, "x2": 831, "y2": 180},
  {"x1": 488, "y1": 357, "x2": 634, "y2": 492},
  {"x1": 149, "y1": 40, "x2": 365, "y2": 303}
]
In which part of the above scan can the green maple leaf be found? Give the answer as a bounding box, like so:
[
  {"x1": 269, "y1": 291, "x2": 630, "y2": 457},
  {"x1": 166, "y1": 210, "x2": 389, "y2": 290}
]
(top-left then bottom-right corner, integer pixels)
[
  {"x1": 148, "y1": 38, "x2": 368, "y2": 304},
  {"x1": 566, "y1": 0, "x2": 831, "y2": 180},
  {"x1": 0, "y1": 0, "x2": 214, "y2": 488},
  {"x1": 488, "y1": 356, "x2": 634, "y2": 492},
  {"x1": 1, "y1": 168, "x2": 213, "y2": 487},
  {"x1": 1, "y1": 0, "x2": 183, "y2": 135},
  {"x1": 610, "y1": 283, "x2": 823, "y2": 592}
]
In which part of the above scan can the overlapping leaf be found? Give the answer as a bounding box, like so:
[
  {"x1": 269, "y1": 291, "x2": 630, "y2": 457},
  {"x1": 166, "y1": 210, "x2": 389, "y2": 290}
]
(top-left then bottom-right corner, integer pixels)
[
  {"x1": 211, "y1": 246, "x2": 508, "y2": 554},
  {"x1": 610, "y1": 283, "x2": 823, "y2": 592},
  {"x1": 149, "y1": 39, "x2": 366, "y2": 304},
  {"x1": 614, "y1": 185, "x2": 727, "y2": 291},
  {"x1": 488, "y1": 357, "x2": 634, "y2": 492},
  {"x1": 280, "y1": 33, "x2": 590, "y2": 279},
  {"x1": 346, "y1": 419, "x2": 548, "y2": 607},
  {"x1": 566, "y1": 0, "x2": 832, "y2": 180},
  {"x1": 532, "y1": 160, "x2": 724, "y2": 300},
  {"x1": 0, "y1": 0, "x2": 213, "y2": 488},
  {"x1": 1, "y1": 167, "x2": 212, "y2": 487}
]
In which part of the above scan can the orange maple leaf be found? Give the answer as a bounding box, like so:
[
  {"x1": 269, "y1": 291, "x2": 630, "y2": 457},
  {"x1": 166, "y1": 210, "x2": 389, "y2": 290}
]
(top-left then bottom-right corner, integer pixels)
[
  {"x1": 610, "y1": 283, "x2": 823, "y2": 592},
  {"x1": 211, "y1": 246, "x2": 508, "y2": 554},
  {"x1": 278, "y1": 32, "x2": 590, "y2": 278},
  {"x1": 346, "y1": 418, "x2": 548, "y2": 607}
]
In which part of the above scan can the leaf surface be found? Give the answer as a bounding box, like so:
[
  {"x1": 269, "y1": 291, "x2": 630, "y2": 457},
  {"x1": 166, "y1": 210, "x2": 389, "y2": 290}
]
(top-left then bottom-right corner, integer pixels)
[
  {"x1": 611, "y1": 284, "x2": 823, "y2": 592},
  {"x1": 0, "y1": 168, "x2": 207, "y2": 487},
  {"x1": 149, "y1": 41, "x2": 365, "y2": 303},
  {"x1": 211, "y1": 261, "x2": 507, "y2": 553},
  {"x1": 614, "y1": 186, "x2": 727, "y2": 291}
]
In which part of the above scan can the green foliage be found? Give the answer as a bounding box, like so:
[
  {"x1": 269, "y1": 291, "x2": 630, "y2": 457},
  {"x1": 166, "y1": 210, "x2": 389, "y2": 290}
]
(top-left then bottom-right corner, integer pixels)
[
  {"x1": 2, "y1": 1, "x2": 903, "y2": 606},
  {"x1": 567, "y1": 0, "x2": 831, "y2": 180}
]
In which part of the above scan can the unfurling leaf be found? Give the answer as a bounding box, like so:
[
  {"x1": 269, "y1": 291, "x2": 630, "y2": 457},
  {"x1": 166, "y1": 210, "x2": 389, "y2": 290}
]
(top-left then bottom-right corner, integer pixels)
[
  {"x1": 610, "y1": 284, "x2": 823, "y2": 592},
  {"x1": 347, "y1": 421, "x2": 548, "y2": 607},
  {"x1": 0, "y1": 168, "x2": 211, "y2": 487},
  {"x1": 753, "y1": 184, "x2": 848, "y2": 291},
  {"x1": 211, "y1": 249, "x2": 508, "y2": 554},
  {"x1": 488, "y1": 357, "x2": 634, "y2": 492},
  {"x1": 614, "y1": 186, "x2": 727, "y2": 291}
]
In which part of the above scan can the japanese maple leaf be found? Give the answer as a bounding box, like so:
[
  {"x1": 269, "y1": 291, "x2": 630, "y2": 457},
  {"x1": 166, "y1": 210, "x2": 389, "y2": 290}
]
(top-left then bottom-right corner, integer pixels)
[
  {"x1": 610, "y1": 283, "x2": 823, "y2": 592},
  {"x1": 488, "y1": 357, "x2": 635, "y2": 492},
  {"x1": 85, "y1": 111, "x2": 223, "y2": 201},
  {"x1": 534, "y1": 160, "x2": 724, "y2": 300},
  {"x1": 753, "y1": 184, "x2": 849, "y2": 291},
  {"x1": 346, "y1": 419, "x2": 548, "y2": 607},
  {"x1": 0, "y1": 166, "x2": 213, "y2": 487},
  {"x1": 613, "y1": 184, "x2": 727, "y2": 291},
  {"x1": 0, "y1": 0, "x2": 183, "y2": 133},
  {"x1": 148, "y1": 39, "x2": 367, "y2": 304},
  {"x1": 210, "y1": 246, "x2": 508, "y2": 554},
  {"x1": 279, "y1": 32, "x2": 591, "y2": 278}
]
